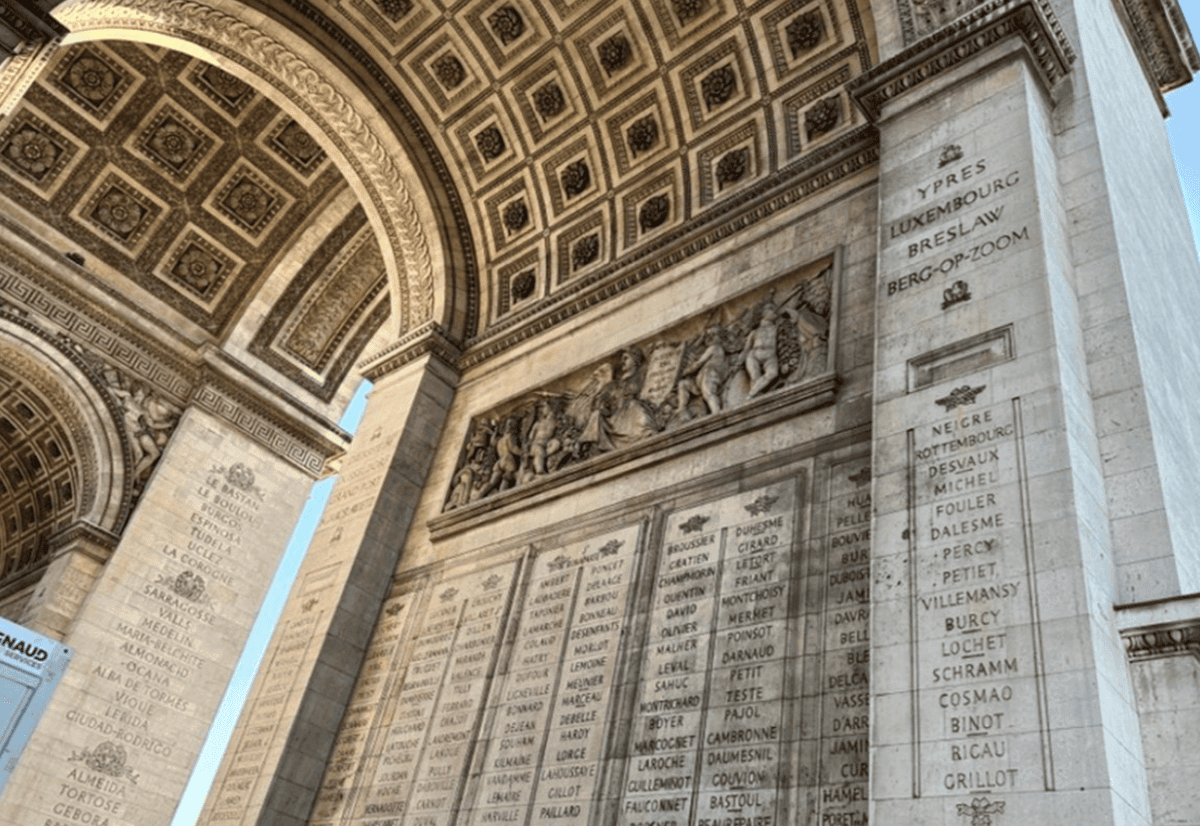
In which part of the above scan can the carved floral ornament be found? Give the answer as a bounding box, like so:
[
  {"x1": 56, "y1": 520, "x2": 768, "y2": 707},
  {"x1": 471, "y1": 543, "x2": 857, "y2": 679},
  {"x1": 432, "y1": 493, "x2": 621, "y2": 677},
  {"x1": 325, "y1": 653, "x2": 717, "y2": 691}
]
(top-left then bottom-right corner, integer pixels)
[
  {"x1": 56, "y1": 0, "x2": 437, "y2": 333},
  {"x1": 443, "y1": 261, "x2": 835, "y2": 511}
]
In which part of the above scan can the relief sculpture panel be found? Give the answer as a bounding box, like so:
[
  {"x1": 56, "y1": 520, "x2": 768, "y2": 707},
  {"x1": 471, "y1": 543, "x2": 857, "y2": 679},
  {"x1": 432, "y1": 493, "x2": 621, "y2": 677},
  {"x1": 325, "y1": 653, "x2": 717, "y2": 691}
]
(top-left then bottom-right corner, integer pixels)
[{"x1": 443, "y1": 257, "x2": 836, "y2": 513}]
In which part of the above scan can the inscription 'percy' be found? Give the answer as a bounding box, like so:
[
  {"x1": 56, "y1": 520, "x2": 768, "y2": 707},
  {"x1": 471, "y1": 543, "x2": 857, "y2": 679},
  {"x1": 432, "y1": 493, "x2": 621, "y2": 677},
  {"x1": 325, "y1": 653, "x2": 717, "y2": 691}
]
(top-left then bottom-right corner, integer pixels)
[{"x1": 908, "y1": 400, "x2": 1049, "y2": 797}]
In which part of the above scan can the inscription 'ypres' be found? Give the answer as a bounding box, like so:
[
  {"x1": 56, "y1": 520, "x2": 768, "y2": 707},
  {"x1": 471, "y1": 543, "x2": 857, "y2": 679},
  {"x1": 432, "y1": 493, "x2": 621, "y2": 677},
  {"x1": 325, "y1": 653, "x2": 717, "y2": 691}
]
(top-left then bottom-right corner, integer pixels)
[{"x1": 888, "y1": 163, "x2": 1021, "y2": 241}]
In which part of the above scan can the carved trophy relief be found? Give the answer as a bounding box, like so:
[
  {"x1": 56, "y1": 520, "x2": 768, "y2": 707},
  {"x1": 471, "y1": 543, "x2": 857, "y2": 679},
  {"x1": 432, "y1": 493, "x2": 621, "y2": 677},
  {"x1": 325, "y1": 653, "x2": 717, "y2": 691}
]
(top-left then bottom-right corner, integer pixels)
[
  {"x1": 97, "y1": 362, "x2": 182, "y2": 484},
  {"x1": 443, "y1": 261, "x2": 835, "y2": 511}
]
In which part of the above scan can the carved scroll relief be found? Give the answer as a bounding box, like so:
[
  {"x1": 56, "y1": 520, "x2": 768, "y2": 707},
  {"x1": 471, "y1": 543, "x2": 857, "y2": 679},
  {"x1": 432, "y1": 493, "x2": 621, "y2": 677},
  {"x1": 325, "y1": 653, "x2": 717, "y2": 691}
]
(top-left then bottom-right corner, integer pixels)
[{"x1": 444, "y1": 257, "x2": 836, "y2": 513}]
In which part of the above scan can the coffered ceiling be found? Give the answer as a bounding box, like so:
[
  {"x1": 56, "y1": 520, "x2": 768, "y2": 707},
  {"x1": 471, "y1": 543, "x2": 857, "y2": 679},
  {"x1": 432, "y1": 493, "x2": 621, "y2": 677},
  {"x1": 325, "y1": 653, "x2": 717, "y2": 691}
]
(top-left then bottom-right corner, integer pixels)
[
  {"x1": 0, "y1": 0, "x2": 879, "y2": 406},
  {"x1": 0, "y1": 39, "x2": 389, "y2": 399},
  {"x1": 339, "y1": 0, "x2": 877, "y2": 329}
]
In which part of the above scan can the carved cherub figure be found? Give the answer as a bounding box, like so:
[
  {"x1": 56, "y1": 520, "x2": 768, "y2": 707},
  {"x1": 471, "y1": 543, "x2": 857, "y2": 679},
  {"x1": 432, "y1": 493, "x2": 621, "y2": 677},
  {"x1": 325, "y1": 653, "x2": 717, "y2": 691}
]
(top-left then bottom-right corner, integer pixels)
[
  {"x1": 676, "y1": 324, "x2": 731, "y2": 418},
  {"x1": 482, "y1": 415, "x2": 523, "y2": 495},
  {"x1": 526, "y1": 400, "x2": 561, "y2": 476},
  {"x1": 743, "y1": 300, "x2": 781, "y2": 398}
]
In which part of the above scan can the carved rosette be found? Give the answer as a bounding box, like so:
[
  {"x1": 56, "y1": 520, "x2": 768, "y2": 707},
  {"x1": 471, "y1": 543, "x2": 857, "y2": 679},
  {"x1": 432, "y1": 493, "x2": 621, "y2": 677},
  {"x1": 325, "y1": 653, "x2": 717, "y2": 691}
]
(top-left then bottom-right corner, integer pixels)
[
  {"x1": 572, "y1": 234, "x2": 600, "y2": 270},
  {"x1": 442, "y1": 260, "x2": 835, "y2": 511},
  {"x1": 598, "y1": 33, "x2": 632, "y2": 74},
  {"x1": 503, "y1": 199, "x2": 530, "y2": 233},
  {"x1": 627, "y1": 116, "x2": 659, "y2": 156},
  {"x1": 533, "y1": 82, "x2": 566, "y2": 119},
  {"x1": 57, "y1": 0, "x2": 438, "y2": 333},
  {"x1": 701, "y1": 64, "x2": 737, "y2": 110},
  {"x1": 716, "y1": 147, "x2": 749, "y2": 188},
  {"x1": 475, "y1": 125, "x2": 506, "y2": 161},
  {"x1": 560, "y1": 160, "x2": 591, "y2": 198},
  {"x1": 639, "y1": 194, "x2": 670, "y2": 232}
]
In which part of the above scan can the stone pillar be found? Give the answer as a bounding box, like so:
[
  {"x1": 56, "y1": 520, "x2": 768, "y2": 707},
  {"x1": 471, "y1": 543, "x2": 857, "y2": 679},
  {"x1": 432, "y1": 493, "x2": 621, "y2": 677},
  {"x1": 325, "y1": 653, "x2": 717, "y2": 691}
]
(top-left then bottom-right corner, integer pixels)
[
  {"x1": 19, "y1": 521, "x2": 118, "y2": 640},
  {"x1": 0, "y1": 406, "x2": 316, "y2": 826},
  {"x1": 199, "y1": 326, "x2": 460, "y2": 826},
  {"x1": 855, "y1": 3, "x2": 1153, "y2": 824}
]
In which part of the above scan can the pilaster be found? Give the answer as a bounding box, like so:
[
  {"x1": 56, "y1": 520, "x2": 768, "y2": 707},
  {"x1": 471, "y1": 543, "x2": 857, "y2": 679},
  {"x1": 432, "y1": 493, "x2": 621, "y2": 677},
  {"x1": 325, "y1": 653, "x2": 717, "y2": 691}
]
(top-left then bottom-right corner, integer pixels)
[
  {"x1": 856, "y1": 2, "x2": 1152, "y2": 823},
  {"x1": 18, "y1": 521, "x2": 118, "y2": 640},
  {"x1": 199, "y1": 326, "x2": 461, "y2": 826},
  {"x1": 0, "y1": 406, "x2": 314, "y2": 826}
]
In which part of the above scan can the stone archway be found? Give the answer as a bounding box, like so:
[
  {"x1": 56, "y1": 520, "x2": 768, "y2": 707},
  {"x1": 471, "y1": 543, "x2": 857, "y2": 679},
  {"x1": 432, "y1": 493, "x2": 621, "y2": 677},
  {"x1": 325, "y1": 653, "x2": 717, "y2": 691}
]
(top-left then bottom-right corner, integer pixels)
[
  {"x1": 0, "y1": 317, "x2": 127, "y2": 555},
  {"x1": 49, "y1": 0, "x2": 455, "y2": 341}
]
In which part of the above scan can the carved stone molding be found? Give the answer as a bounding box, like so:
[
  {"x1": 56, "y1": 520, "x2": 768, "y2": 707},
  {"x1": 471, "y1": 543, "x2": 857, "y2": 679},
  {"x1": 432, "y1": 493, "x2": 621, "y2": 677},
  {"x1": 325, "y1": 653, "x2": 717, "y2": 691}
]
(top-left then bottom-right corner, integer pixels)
[
  {"x1": 191, "y1": 368, "x2": 347, "y2": 477},
  {"x1": 849, "y1": 0, "x2": 1075, "y2": 123},
  {"x1": 0, "y1": 37, "x2": 60, "y2": 117},
  {"x1": 359, "y1": 321, "x2": 463, "y2": 382},
  {"x1": 56, "y1": 0, "x2": 437, "y2": 334},
  {"x1": 1114, "y1": 0, "x2": 1200, "y2": 97},
  {"x1": 49, "y1": 521, "x2": 120, "y2": 563},
  {"x1": 0, "y1": 0, "x2": 66, "y2": 60},
  {"x1": 0, "y1": 240, "x2": 195, "y2": 398},
  {"x1": 1123, "y1": 619, "x2": 1200, "y2": 661}
]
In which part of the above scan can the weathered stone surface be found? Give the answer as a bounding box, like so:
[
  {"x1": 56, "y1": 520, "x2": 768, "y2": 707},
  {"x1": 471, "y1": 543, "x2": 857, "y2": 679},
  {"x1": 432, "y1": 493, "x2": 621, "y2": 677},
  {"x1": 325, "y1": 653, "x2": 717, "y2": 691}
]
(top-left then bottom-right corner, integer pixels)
[{"x1": 0, "y1": 3, "x2": 1196, "y2": 826}]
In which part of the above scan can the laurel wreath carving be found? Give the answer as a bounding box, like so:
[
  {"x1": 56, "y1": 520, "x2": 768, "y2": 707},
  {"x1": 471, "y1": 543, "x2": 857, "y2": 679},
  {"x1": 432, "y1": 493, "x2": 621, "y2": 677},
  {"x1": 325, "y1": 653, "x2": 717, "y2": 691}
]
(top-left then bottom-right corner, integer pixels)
[{"x1": 58, "y1": 0, "x2": 436, "y2": 328}]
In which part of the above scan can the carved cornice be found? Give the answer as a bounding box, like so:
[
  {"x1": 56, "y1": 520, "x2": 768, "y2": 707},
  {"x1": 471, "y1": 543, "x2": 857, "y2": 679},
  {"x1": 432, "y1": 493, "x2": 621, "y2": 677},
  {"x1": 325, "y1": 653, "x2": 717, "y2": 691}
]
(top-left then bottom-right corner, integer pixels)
[
  {"x1": 360, "y1": 321, "x2": 463, "y2": 382},
  {"x1": 0, "y1": 36, "x2": 60, "y2": 117},
  {"x1": 192, "y1": 367, "x2": 347, "y2": 477},
  {"x1": 49, "y1": 521, "x2": 120, "y2": 563},
  {"x1": 1123, "y1": 619, "x2": 1200, "y2": 661},
  {"x1": 849, "y1": 0, "x2": 1075, "y2": 123},
  {"x1": 0, "y1": 0, "x2": 66, "y2": 59},
  {"x1": 458, "y1": 129, "x2": 878, "y2": 371},
  {"x1": 0, "y1": 240, "x2": 195, "y2": 398},
  {"x1": 56, "y1": 0, "x2": 437, "y2": 333},
  {"x1": 1115, "y1": 0, "x2": 1200, "y2": 95}
]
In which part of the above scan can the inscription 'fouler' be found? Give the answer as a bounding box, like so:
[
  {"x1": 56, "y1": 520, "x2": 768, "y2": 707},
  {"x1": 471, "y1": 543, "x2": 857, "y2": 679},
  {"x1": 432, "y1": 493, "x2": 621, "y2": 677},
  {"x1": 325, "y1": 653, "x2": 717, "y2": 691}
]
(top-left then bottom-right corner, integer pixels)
[{"x1": 909, "y1": 400, "x2": 1048, "y2": 797}]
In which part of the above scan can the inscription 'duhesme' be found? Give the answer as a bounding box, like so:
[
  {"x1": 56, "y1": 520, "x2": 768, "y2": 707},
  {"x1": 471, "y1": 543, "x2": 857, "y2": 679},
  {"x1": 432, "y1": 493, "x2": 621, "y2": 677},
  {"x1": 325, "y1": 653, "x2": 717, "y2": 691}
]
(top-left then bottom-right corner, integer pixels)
[{"x1": 909, "y1": 402, "x2": 1048, "y2": 797}]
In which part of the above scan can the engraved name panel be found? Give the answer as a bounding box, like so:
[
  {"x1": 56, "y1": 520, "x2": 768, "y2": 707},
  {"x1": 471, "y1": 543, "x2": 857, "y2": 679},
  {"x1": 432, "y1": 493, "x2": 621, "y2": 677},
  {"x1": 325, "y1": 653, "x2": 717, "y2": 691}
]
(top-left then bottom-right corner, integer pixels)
[
  {"x1": 622, "y1": 481, "x2": 798, "y2": 826},
  {"x1": 909, "y1": 400, "x2": 1050, "y2": 796},
  {"x1": 465, "y1": 525, "x2": 640, "y2": 826}
]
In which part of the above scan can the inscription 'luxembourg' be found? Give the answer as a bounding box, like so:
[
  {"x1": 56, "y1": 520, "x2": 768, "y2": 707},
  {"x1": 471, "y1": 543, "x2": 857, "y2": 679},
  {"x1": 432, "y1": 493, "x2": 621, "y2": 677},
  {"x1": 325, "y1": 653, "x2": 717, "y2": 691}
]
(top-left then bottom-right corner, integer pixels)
[{"x1": 883, "y1": 152, "x2": 1029, "y2": 301}]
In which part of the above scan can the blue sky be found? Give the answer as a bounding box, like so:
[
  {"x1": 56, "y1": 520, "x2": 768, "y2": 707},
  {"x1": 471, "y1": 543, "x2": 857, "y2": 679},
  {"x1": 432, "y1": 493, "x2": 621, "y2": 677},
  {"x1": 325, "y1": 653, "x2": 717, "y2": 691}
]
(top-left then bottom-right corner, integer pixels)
[{"x1": 167, "y1": 18, "x2": 1200, "y2": 826}]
